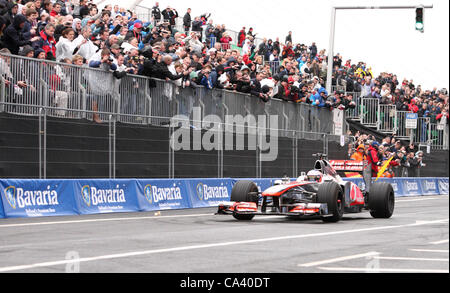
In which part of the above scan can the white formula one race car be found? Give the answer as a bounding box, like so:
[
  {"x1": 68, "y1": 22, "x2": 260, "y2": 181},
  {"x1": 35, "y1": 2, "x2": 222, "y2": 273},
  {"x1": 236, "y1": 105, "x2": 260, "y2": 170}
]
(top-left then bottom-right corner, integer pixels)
[{"x1": 217, "y1": 154, "x2": 395, "y2": 223}]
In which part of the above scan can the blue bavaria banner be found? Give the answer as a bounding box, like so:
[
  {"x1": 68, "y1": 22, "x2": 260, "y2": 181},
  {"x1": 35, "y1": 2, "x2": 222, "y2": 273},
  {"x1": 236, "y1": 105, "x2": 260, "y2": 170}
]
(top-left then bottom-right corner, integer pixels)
[
  {"x1": 419, "y1": 178, "x2": 440, "y2": 195},
  {"x1": 377, "y1": 178, "x2": 404, "y2": 196},
  {"x1": 234, "y1": 178, "x2": 277, "y2": 193},
  {"x1": 135, "y1": 179, "x2": 191, "y2": 211},
  {"x1": 437, "y1": 178, "x2": 449, "y2": 195},
  {"x1": 0, "y1": 179, "x2": 78, "y2": 218},
  {"x1": 185, "y1": 178, "x2": 233, "y2": 208},
  {"x1": 0, "y1": 189, "x2": 5, "y2": 218},
  {"x1": 400, "y1": 178, "x2": 422, "y2": 196},
  {"x1": 73, "y1": 179, "x2": 140, "y2": 215}
]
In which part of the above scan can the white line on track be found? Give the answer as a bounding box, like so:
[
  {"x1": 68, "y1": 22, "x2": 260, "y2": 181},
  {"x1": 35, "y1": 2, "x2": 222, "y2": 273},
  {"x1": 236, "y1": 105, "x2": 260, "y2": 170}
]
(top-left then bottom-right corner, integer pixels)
[
  {"x1": 0, "y1": 213, "x2": 214, "y2": 228},
  {"x1": 0, "y1": 218, "x2": 447, "y2": 272},
  {"x1": 395, "y1": 196, "x2": 447, "y2": 203},
  {"x1": 409, "y1": 249, "x2": 449, "y2": 253},
  {"x1": 317, "y1": 267, "x2": 449, "y2": 273},
  {"x1": 374, "y1": 256, "x2": 449, "y2": 262},
  {"x1": 430, "y1": 239, "x2": 449, "y2": 245},
  {"x1": 298, "y1": 251, "x2": 380, "y2": 267},
  {"x1": 0, "y1": 195, "x2": 446, "y2": 229}
]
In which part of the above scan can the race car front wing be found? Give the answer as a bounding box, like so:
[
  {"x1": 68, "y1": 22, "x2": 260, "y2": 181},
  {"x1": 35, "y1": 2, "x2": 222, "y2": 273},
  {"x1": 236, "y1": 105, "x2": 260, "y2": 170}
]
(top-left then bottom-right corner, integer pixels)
[{"x1": 216, "y1": 202, "x2": 330, "y2": 217}]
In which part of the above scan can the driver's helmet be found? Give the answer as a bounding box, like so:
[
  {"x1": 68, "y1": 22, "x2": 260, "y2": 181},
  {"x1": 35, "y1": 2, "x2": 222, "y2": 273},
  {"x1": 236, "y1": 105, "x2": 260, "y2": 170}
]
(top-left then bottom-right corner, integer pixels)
[{"x1": 307, "y1": 170, "x2": 323, "y2": 182}]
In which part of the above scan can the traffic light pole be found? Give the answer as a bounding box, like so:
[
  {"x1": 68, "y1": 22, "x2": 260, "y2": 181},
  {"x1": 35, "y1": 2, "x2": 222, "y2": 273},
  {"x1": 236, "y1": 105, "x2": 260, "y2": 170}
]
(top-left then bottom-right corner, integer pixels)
[{"x1": 325, "y1": 4, "x2": 434, "y2": 94}]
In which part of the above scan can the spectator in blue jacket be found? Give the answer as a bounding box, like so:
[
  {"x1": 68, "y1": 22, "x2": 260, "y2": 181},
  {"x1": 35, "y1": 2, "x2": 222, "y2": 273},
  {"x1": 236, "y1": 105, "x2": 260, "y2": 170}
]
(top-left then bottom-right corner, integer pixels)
[{"x1": 310, "y1": 87, "x2": 327, "y2": 107}]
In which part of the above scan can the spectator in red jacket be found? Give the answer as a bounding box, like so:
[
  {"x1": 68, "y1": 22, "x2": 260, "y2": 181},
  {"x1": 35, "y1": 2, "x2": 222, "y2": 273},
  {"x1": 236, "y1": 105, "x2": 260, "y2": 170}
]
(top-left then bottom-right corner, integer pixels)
[
  {"x1": 366, "y1": 141, "x2": 381, "y2": 177},
  {"x1": 50, "y1": 2, "x2": 61, "y2": 17},
  {"x1": 32, "y1": 23, "x2": 56, "y2": 60},
  {"x1": 220, "y1": 33, "x2": 232, "y2": 51},
  {"x1": 408, "y1": 99, "x2": 419, "y2": 113}
]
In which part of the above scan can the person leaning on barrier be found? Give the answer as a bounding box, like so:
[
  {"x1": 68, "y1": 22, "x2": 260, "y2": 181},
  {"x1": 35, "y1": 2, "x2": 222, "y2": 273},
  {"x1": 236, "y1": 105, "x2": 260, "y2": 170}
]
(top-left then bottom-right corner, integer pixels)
[
  {"x1": 340, "y1": 93, "x2": 356, "y2": 110},
  {"x1": 250, "y1": 71, "x2": 270, "y2": 103},
  {"x1": 152, "y1": 55, "x2": 183, "y2": 82}
]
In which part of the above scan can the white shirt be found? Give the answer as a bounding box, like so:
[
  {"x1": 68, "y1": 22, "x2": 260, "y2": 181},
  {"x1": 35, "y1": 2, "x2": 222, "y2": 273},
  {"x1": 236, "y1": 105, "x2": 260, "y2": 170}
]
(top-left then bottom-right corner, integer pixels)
[
  {"x1": 55, "y1": 37, "x2": 76, "y2": 61},
  {"x1": 73, "y1": 35, "x2": 98, "y2": 61}
]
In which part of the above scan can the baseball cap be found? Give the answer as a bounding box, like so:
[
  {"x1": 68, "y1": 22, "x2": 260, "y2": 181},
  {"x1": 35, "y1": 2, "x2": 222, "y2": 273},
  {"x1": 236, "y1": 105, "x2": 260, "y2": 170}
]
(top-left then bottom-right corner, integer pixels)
[{"x1": 134, "y1": 22, "x2": 143, "y2": 29}]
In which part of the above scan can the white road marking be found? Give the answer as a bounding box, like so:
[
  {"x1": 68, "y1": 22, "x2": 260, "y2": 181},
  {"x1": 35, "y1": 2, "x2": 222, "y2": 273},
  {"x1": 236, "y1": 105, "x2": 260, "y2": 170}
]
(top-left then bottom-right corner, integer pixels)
[
  {"x1": 298, "y1": 251, "x2": 379, "y2": 267},
  {"x1": 409, "y1": 249, "x2": 449, "y2": 253},
  {"x1": 395, "y1": 197, "x2": 442, "y2": 203},
  {"x1": 430, "y1": 239, "x2": 449, "y2": 245},
  {"x1": 0, "y1": 213, "x2": 214, "y2": 228},
  {"x1": 317, "y1": 267, "x2": 449, "y2": 273},
  {"x1": 374, "y1": 256, "x2": 449, "y2": 262},
  {"x1": 0, "y1": 195, "x2": 446, "y2": 229},
  {"x1": 0, "y1": 218, "x2": 447, "y2": 272}
]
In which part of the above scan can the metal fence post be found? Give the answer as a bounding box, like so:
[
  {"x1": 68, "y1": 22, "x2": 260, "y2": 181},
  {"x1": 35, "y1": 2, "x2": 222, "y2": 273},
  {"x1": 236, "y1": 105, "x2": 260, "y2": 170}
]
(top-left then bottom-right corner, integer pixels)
[
  {"x1": 38, "y1": 107, "x2": 47, "y2": 179},
  {"x1": 108, "y1": 115, "x2": 116, "y2": 179}
]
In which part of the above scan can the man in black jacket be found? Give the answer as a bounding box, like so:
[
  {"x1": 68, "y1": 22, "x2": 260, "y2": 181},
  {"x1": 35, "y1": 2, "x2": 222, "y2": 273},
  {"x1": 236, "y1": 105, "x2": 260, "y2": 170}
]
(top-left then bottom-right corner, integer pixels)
[
  {"x1": 1, "y1": 14, "x2": 30, "y2": 55},
  {"x1": 152, "y1": 55, "x2": 183, "y2": 81},
  {"x1": 183, "y1": 8, "x2": 191, "y2": 33},
  {"x1": 152, "y1": 2, "x2": 161, "y2": 25},
  {"x1": 250, "y1": 72, "x2": 270, "y2": 102}
]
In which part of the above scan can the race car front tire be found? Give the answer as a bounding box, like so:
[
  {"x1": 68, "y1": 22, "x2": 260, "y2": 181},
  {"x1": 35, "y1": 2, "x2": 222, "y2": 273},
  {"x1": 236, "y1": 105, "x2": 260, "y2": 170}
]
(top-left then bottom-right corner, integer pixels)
[
  {"x1": 230, "y1": 180, "x2": 259, "y2": 205},
  {"x1": 368, "y1": 182, "x2": 395, "y2": 218},
  {"x1": 230, "y1": 180, "x2": 259, "y2": 221},
  {"x1": 317, "y1": 181, "x2": 344, "y2": 223}
]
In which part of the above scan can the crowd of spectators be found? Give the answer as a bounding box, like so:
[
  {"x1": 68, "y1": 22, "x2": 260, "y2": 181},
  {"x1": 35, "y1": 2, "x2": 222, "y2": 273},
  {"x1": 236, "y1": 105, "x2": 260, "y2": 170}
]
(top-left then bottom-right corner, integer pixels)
[
  {"x1": 0, "y1": 0, "x2": 448, "y2": 126},
  {"x1": 347, "y1": 130, "x2": 427, "y2": 177}
]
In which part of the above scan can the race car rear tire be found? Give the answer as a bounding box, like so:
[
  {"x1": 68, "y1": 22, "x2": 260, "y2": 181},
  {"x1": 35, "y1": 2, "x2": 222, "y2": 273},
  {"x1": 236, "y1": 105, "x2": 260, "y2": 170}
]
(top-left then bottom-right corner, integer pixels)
[
  {"x1": 317, "y1": 182, "x2": 344, "y2": 223},
  {"x1": 230, "y1": 180, "x2": 259, "y2": 205},
  {"x1": 368, "y1": 182, "x2": 395, "y2": 219}
]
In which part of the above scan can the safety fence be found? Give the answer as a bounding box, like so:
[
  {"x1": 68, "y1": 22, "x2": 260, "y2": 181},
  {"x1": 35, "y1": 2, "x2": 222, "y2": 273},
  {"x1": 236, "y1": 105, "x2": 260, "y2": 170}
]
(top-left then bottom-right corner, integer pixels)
[
  {"x1": 1, "y1": 52, "x2": 447, "y2": 150},
  {"x1": 0, "y1": 52, "x2": 335, "y2": 135},
  {"x1": 0, "y1": 110, "x2": 348, "y2": 180},
  {"x1": 345, "y1": 92, "x2": 448, "y2": 149},
  {"x1": 0, "y1": 177, "x2": 447, "y2": 219}
]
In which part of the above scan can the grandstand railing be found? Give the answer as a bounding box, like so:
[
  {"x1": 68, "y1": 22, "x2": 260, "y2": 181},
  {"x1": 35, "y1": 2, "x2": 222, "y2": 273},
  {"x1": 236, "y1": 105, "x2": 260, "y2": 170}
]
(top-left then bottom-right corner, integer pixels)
[
  {"x1": 1, "y1": 52, "x2": 447, "y2": 150},
  {"x1": 0, "y1": 53, "x2": 334, "y2": 136}
]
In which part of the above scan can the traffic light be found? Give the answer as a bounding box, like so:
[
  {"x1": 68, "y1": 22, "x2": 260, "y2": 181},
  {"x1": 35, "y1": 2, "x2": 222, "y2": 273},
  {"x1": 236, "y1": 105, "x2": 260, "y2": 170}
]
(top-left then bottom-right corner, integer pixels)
[{"x1": 415, "y1": 7, "x2": 424, "y2": 32}]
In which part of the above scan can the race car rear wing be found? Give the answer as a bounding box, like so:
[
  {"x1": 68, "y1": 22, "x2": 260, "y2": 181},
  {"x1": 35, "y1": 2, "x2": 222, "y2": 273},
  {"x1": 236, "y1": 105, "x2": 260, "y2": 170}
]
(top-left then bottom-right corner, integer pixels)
[
  {"x1": 329, "y1": 159, "x2": 373, "y2": 192},
  {"x1": 328, "y1": 160, "x2": 365, "y2": 172}
]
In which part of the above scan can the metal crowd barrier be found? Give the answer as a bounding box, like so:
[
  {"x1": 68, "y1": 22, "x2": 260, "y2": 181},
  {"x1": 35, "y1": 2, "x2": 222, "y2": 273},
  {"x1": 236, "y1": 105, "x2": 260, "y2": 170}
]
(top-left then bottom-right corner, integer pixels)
[
  {"x1": 360, "y1": 98, "x2": 379, "y2": 128},
  {"x1": 345, "y1": 92, "x2": 361, "y2": 121},
  {"x1": 0, "y1": 53, "x2": 336, "y2": 137},
  {"x1": 378, "y1": 104, "x2": 397, "y2": 133},
  {"x1": 394, "y1": 111, "x2": 412, "y2": 139}
]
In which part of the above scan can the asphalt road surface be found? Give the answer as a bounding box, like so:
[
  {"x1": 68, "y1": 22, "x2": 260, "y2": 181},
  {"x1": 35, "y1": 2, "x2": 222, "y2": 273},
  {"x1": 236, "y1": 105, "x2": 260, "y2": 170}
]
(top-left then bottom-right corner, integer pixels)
[{"x1": 0, "y1": 195, "x2": 448, "y2": 274}]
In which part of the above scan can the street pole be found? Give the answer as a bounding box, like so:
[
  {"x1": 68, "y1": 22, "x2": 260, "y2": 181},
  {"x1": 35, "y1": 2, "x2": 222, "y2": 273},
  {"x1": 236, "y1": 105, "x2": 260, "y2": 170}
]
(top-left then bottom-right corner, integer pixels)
[
  {"x1": 326, "y1": 7, "x2": 336, "y2": 95},
  {"x1": 325, "y1": 4, "x2": 434, "y2": 94}
]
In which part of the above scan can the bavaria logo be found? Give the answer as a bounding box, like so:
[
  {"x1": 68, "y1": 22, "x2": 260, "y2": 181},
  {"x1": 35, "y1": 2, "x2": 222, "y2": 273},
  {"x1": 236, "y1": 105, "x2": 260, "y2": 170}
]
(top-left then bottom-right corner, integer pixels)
[
  {"x1": 196, "y1": 182, "x2": 229, "y2": 201},
  {"x1": 144, "y1": 184, "x2": 153, "y2": 204},
  {"x1": 406, "y1": 181, "x2": 419, "y2": 192},
  {"x1": 196, "y1": 183, "x2": 204, "y2": 200},
  {"x1": 424, "y1": 180, "x2": 436, "y2": 191},
  {"x1": 2, "y1": 185, "x2": 59, "y2": 208},
  {"x1": 81, "y1": 185, "x2": 91, "y2": 206},
  {"x1": 80, "y1": 185, "x2": 126, "y2": 206},
  {"x1": 4, "y1": 186, "x2": 17, "y2": 209}
]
